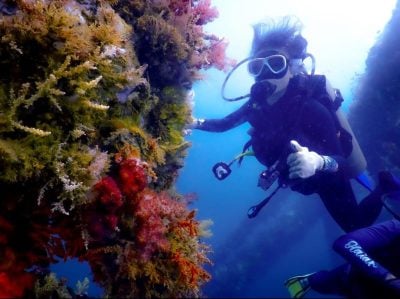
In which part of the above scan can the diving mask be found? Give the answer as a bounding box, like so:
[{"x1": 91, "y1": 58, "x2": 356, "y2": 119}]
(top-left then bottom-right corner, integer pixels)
[
  {"x1": 220, "y1": 52, "x2": 315, "y2": 101},
  {"x1": 248, "y1": 54, "x2": 288, "y2": 78}
]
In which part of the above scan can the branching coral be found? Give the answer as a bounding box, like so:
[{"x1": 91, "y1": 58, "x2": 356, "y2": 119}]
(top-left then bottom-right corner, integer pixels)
[{"x1": 0, "y1": 0, "x2": 229, "y2": 297}]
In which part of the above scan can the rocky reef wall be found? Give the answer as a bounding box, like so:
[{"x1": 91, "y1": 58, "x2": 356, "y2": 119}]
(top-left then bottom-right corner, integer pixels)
[
  {"x1": 0, "y1": 0, "x2": 230, "y2": 297},
  {"x1": 348, "y1": 0, "x2": 400, "y2": 175}
]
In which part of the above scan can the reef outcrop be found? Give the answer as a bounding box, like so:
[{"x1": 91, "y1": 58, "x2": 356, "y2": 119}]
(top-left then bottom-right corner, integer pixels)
[
  {"x1": 0, "y1": 0, "x2": 229, "y2": 297},
  {"x1": 348, "y1": 1, "x2": 400, "y2": 174}
]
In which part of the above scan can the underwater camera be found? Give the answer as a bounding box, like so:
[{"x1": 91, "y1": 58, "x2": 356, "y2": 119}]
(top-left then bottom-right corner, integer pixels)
[{"x1": 258, "y1": 159, "x2": 288, "y2": 191}]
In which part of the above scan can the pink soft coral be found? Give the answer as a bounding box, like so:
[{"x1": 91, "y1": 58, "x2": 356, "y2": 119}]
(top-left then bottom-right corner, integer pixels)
[
  {"x1": 135, "y1": 189, "x2": 172, "y2": 259},
  {"x1": 208, "y1": 36, "x2": 236, "y2": 71},
  {"x1": 168, "y1": 0, "x2": 191, "y2": 16},
  {"x1": 193, "y1": 0, "x2": 219, "y2": 25}
]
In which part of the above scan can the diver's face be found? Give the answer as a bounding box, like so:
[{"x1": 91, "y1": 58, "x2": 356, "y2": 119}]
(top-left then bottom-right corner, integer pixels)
[
  {"x1": 265, "y1": 65, "x2": 292, "y2": 104},
  {"x1": 251, "y1": 49, "x2": 294, "y2": 104}
]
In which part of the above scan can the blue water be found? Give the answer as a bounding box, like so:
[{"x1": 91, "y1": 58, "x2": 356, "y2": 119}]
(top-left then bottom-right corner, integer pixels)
[{"x1": 51, "y1": 259, "x2": 103, "y2": 297}]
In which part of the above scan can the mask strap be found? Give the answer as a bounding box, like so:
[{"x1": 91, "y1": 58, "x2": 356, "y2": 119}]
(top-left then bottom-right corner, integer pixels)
[
  {"x1": 290, "y1": 53, "x2": 316, "y2": 76},
  {"x1": 305, "y1": 53, "x2": 316, "y2": 75}
]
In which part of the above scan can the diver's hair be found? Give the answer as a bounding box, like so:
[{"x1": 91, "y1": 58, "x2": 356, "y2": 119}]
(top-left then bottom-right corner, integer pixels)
[{"x1": 250, "y1": 16, "x2": 308, "y2": 59}]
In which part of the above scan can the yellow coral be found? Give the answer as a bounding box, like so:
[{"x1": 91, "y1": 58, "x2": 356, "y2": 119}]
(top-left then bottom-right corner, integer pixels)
[
  {"x1": 0, "y1": 139, "x2": 18, "y2": 160},
  {"x1": 75, "y1": 76, "x2": 103, "y2": 95},
  {"x1": 12, "y1": 121, "x2": 52, "y2": 137},
  {"x1": 82, "y1": 100, "x2": 110, "y2": 110},
  {"x1": 198, "y1": 219, "x2": 214, "y2": 238},
  {"x1": 143, "y1": 262, "x2": 161, "y2": 284}
]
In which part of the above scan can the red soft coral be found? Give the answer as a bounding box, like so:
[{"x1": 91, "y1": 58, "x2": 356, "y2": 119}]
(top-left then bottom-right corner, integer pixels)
[
  {"x1": 118, "y1": 158, "x2": 147, "y2": 197},
  {"x1": 0, "y1": 217, "x2": 12, "y2": 245},
  {"x1": 0, "y1": 248, "x2": 35, "y2": 298},
  {"x1": 0, "y1": 271, "x2": 34, "y2": 298},
  {"x1": 94, "y1": 176, "x2": 123, "y2": 211},
  {"x1": 84, "y1": 209, "x2": 120, "y2": 244}
]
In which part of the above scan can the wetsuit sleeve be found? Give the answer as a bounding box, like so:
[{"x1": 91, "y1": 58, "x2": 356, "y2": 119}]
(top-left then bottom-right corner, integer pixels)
[
  {"x1": 333, "y1": 219, "x2": 400, "y2": 281},
  {"x1": 194, "y1": 102, "x2": 249, "y2": 132}
]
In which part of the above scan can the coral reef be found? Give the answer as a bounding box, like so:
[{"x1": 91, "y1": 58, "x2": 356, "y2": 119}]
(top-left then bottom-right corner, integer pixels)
[
  {"x1": 0, "y1": 0, "x2": 230, "y2": 297},
  {"x1": 348, "y1": 0, "x2": 400, "y2": 174}
]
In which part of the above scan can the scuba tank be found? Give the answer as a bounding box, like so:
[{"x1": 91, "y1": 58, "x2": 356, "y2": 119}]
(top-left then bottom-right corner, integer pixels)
[
  {"x1": 331, "y1": 88, "x2": 367, "y2": 178},
  {"x1": 336, "y1": 108, "x2": 367, "y2": 177}
]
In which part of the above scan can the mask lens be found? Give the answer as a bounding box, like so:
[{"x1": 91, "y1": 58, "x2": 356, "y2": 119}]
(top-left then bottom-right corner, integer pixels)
[
  {"x1": 266, "y1": 55, "x2": 287, "y2": 73},
  {"x1": 247, "y1": 58, "x2": 265, "y2": 76},
  {"x1": 247, "y1": 55, "x2": 288, "y2": 78}
]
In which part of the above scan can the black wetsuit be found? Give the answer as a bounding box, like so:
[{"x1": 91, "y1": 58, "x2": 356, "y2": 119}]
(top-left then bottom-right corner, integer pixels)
[
  {"x1": 309, "y1": 219, "x2": 400, "y2": 299},
  {"x1": 196, "y1": 74, "x2": 383, "y2": 232}
]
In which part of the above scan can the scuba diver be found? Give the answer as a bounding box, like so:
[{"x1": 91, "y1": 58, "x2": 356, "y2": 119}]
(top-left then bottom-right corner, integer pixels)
[
  {"x1": 285, "y1": 191, "x2": 400, "y2": 299},
  {"x1": 189, "y1": 16, "x2": 400, "y2": 232}
]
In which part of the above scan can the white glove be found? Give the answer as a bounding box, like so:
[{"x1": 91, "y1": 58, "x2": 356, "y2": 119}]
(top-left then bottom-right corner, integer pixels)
[
  {"x1": 287, "y1": 140, "x2": 324, "y2": 179},
  {"x1": 187, "y1": 117, "x2": 205, "y2": 130},
  {"x1": 183, "y1": 117, "x2": 205, "y2": 136}
]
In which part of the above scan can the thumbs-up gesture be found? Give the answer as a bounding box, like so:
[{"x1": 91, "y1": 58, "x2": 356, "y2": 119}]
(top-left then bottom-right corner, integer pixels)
[{"x1": 286, "y1": 140, "x2": 324, "y2": 179}]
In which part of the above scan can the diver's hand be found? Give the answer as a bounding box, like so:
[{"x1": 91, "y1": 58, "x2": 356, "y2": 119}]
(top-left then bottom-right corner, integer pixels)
[
  {"x1": 287, "y1": 140, "x2": 324, "y2": 179},
  {"x1": 186, "y1": 117, "x2": 205, "y2": 130},
  {"x1": 183, "y1": 128, "x2": 192, "y2": 136},
  {"x1": 183, "y1": 117, "x2": 205, "y2": 135}
]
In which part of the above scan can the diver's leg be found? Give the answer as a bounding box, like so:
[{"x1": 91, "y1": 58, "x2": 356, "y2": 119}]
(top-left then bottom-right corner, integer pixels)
[
  {"x1": 318, "y1": 176, "x2": 360, "y2": 232},
  {"x1": 357, "y1": 171, "x2": 400, "y2": 227},
  {"x1": 357, "y1": 188, "x2": 383, "y2": 228},
  {"x1": 378, "y1": 171, "x2": 400, "y2": 193},
  {"x1": 308, "y1": 264, "x2": 351, "y2": 295}
]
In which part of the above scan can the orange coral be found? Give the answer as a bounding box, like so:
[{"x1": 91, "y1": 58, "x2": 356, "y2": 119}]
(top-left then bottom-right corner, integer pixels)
[
  {"x1": 172, "y1": 251, "x2": 211, "y2": 289},
  {"x1": 174, "y1": 210, "x2": 199, "y2": 237}
]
